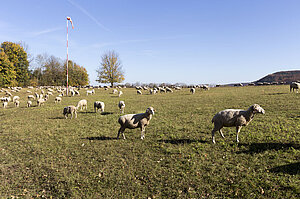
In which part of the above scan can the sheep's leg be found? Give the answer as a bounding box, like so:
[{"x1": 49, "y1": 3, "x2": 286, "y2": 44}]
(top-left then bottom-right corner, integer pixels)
[
  {"x1": 236, "y1": 126, "x2": 242, "y2": 143},
  {"x1": 71, "y1": 112, "x2": 73, "y2": 119},
  {"x1": 219, "y1": 129, "x2": 225, "y2": 139},
  {"x1": 117, "y1": 127, "x2": 126, "y2": 139},
  {"x1": 141, "y1": 127, "x2": 145, "y2": 140},
  {"x1": 65, "y1": 114, "x2": 68, "y2": 119},
  {"x1": 75, "y1": 111, "x2": 77, "y2": 118},
  {"x1": 211, "y1": 129, "x2": 216, "y2": 144}
]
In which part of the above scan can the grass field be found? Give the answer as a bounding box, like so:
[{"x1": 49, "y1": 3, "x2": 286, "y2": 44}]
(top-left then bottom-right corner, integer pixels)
[{"x1": 0, "y1": 85, "x2": 299, "y2": 198}]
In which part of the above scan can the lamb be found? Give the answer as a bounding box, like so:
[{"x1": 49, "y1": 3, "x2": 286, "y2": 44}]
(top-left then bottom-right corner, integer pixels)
[
  {"x1": 3, "y1": 101, "x2": 8, "y2": 108},
  {"x1": 13, "y1": 96, "x2": 20, "y2": 102},
  {"x1": 290, "y1": 82, "x2": 300, "y2": 93},
  {"x1": 37, "y1": 98, "x2": 45, "y2": 107},
  {"x1": 118, "y1": 101, "x2": 125, "y2": 113},
  {"x1": 94, "y1": 101, "x2": 105, "y2": 113},
  {"x1": 86, "y1": 89, "x2": 95, "y2": 96},
  {"x1": 77, "y1": 99, "x2": 87, "y2": 111},
  {"x1": 63, "y1": 105, "x2": 77, "y2": 119},
  {"x1": 27, "y1": 100, "x2": 32, "y2": 107},
  {"x1": 55, "y1": 97, "x2": 62, "y2": 103},
  {"x1": 118, "y1": 90, "x2": 123, "y2": 97},
  {"x1": 211, "y1": 104, "x2": 265, "y2": 144},
  {"x1": 190, "y1": 88, "x2": 195, "y2": 94},
  {"x1": 117, "y1": 107, "x2": 155, "y2": 140},
  {"x1": 14, "y1": 100, "x2": 20, "y2": 107},
  {"x1": 28, "y1": 95, "x2": 35, "y2": 100},
  {"x1": 137, "y1": 90, "x2": 142, "y2": 95}
]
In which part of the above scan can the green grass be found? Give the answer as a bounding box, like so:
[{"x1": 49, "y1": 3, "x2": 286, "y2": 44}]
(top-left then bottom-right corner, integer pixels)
[{"x1": 0, "y1": 85, "x2": 299, "y2": 198}]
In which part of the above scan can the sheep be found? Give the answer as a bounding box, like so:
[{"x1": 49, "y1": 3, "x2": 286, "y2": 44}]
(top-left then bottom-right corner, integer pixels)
[
  {"x1": 27, "y1": 100, "x2": 32, "y2": 107},
  {"x1": 37, "y1": 98, "x2": 45, "y2": 107},
  {"x1": 14, "y1": 100, "x2": 20, "y2": 107},
  {"x1": 55, "y1": 97, "x2": 62, "y2": 103},
  {"x1": 77, "y1": 99, "x2": 87, "y2": 111},
  {"x1": 117, "y1": 107, "x2": 155, "y2": 140},
  {"x1": 70, "y1": 90, "x2": 75, "y2": 96},
  {"x1": 160, "y1": 88, "x2": 166, "y2": 93},
  {"x1": 28, "y1": 95, "x2": 35, "y2": 100},
  {"x1": 63, "y1": 105, "x2": 77, "y2": 119},
  {"x1": 35, "y1": 92, "x2": 39, "y2": 99},
  {"x1": 118, "y1": 101, "x2": 125, "y2": 113},
  {"x1": 3, "y1": 101, "x2": 8, "y2": 108},
  {"x1": 137, "y1": 90, "x2": 142, "y2": 95},
  {"x1": 75, "y1": 90, "x2": 80, "y2": 96},
  {"x1": 118, "y1": 90, "x2": 123, "y2": 97},
  {"x1": 112, "y1": 89, "x2": 118, "y2": 94},
  {"x1": 86, "y1": 89, "x2": 95, "y2": 96},
  {"x1": 190, "y1": 88, "x2": 195, "y2": 94},
  {"x1": 211, "y1": 104, "x2": 265, "y2": 144},
  {"x1": 13, "y1": 96, "x2": 20, "y2": 102},
  {"x1": 94, "y1": 101, "x2": 105, "y2": 113},
  {"x1": 166, "y1": 87, "x2": 173, "y2": 93},
  {"x1": 290, "y1": 82, "x2": 300, "y2": 93}
]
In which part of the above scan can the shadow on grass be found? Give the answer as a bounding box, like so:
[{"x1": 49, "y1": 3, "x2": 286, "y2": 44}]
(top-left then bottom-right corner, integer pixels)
[
  {"x1": 101, "y1": 112, "x2": 114, "y2": 115},
  {"x1": 49, "y1": 116, "x2": 65, "y2": 119},
  {"x1": 237, "y1": 142, "x2": 300, "y2": 154},
  {"x1": 269, "y1": 162, "x2": 300, "y2": 175},
  {"x1": 78, "y1": 111, "x2": 95, "y2": 114},
  {"x1": 265, "y1": 92, "x2": 288, "y2": 96},
  {"x1": 83, "y1": 136, "x2": 117, "y2": 141},
  {"x1": 158, "y1": 138, "x2": 208, "y2": 145}
]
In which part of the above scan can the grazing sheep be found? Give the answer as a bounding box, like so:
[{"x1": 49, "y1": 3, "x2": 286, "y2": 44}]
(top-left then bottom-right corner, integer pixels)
[
  {"x1": 160, "y1": 88, "x2": 166, "y2": 93},
  {"x1": 290, "y1": 82, "x2": 300, "y2": 93},
  {"x1": 166, "y1": 87, "x2": 173, "y2": 93},
  {"x1": 137, "y1": 90, "x2": 142, "y2": 95},
  {"x1": 3, "y1": 101, "x2": 8, "y2": 108},
  {"x1": 35, "y1": 92, "x2": 39, "y2": 99},
  {"x1": 55, "y1": 97, "x2": 62, "y2": 103},
  {"x1": 14, "y1": 100, "x2": 20, "y2": 107},
  {"x1": 27, "y1": 100, "x2": 32, "y2": 107},
  {"x1": 75, "y1": 90, "x2": 80, "y2": 96},
  {"x1": 118, "y1": 101, "x2": 125, "y2": 113},
  {"x1": 118, "y1": 90, "x2": 123, "y2": 97},
  {"x1": 117, "y1": 107, "x2": 155, "y2": 140},
  {"x1": 70, "y1": 90, "x2": 75, "y2": 96},
  {"x1": 37, "y1": 98, "x2": 45, "y2": 107},
  {"x1": 190, "y1": 88, "x2": 195, "y2": 94},
  {"x1": 63, "y1": 105, "x2": 77, "y2": 119},
  {"x1": 28, "y1": 95, "x2": 35, "y2": 100},
  {"x1": 113, "y1": 89, "x2": 118, "y2": 94},
  {"x1": 77, "y1": 99, "x2": 87, "y2": 111},
  {"x1": 211, "y1": 104, "x2": 265, "y2": 144},
  {"x1": 13, "y1": 96, "x2": 20, "y2": 102},
  {"x1": 94, "y1": 101, "x2": 105, "y2": 113},
  {"x1": 86, "y1": 89, "x2": 95, "y2": 96}
]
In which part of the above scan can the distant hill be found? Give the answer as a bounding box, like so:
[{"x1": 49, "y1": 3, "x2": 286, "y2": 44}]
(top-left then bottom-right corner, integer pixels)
[{"x1": 255, "y1": 70, "x2": 300, "y2": 83}]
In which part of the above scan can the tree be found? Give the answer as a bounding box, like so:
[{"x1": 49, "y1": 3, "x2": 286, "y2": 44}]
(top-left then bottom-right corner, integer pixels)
[
  {"x1": 97, "y1": 50, "x2": 124, "y2": 87},
  {"x1": 0, "y1": 48, "x2": 17, "y2": 87},
  {"x1": 65, "y1": 60, "x2": 89, "y2": 86},
  {"x1": 1, "y1": 41, "x2": 30, "y2": 86}
]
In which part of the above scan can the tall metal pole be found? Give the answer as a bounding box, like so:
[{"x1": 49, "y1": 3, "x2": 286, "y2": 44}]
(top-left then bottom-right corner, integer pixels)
[{"x1": 66, "y1": 18, "x2": 69, "y2": 96}]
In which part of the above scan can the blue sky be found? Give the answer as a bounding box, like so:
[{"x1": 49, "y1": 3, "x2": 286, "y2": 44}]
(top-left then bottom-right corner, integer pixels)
[{"x1": 1, "y1": 0, "x2": 300, "y2": 85}]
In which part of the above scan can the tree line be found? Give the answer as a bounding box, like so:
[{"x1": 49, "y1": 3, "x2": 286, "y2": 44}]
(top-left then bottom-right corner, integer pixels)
[{"x1": 0, "y1": 41, "x2": 89, "y2": 87}]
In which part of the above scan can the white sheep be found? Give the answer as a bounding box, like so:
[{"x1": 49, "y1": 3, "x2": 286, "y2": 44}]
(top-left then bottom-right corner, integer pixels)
[
  {"x1": 190, "y1": 88, "x2": 195, "y2": 94},
  {"x1": 3, "y1": 101, "x2": 8, "y2": 108},
  {"x1": 118, "y1": 101, "x2": 125, "y2": 113},
  {"x1": 94, "y1": 101, "x2": 105, "y2": 113},
  {"x1": 13, "y1": 96, "x2": 20, "y2": 102},
  {"x1": 290, "y1": 82, "x2": 300, "y2": 93},
  {"x1": 117, "y1": 107, "x2": 155, "y2": 140},
  {"x1": 55, "y1": 97, "x2": 62, "y2": 103},
  {"x1": 137, "y1": 90, "x2": 142, "y2": 95},
  {"x1": 28, "y1": 95, "x2": 35, "y2": 100},
  {"x1": 86, "y1": 89, "x2": 95, "y2": 96},
  {"x1": 63, "y1": 105, "x2": 77, "y2": 119},
  {"x1": 211, "y1": 104, "x2": 265, "y2": 144},
  {"x1": 113, "y1": 89, "x2": 118, "y2": 94},
  {"x1": 27, "y1": 100, "x2": 32, "y2": 108},
  {"x1": 118, "y1": 90, "x2": 123, "y2": 97},
  {"x1": 77, "y1": 99, "x2": 87, "y2": 111},
  {"x1": 37, "y1": 98, "x2": 45, "y2": 107},
  {"x1": 14, "y1": 100, "x2": 20, "y2": 107}
]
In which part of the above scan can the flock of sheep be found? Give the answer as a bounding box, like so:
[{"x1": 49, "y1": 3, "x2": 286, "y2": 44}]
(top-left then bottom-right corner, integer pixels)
[{"x1": 0, "y1": 82, "x2": 298, "y2": 143}]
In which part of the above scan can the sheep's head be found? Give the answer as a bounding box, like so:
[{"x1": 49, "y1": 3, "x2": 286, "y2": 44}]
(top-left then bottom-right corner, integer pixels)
[
  {"x1": 146, "y1": 107, "x2": 155, "y2": 115},
  {"x1": 250, "y1": 104, "x2": 265, "y2": 114}
]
